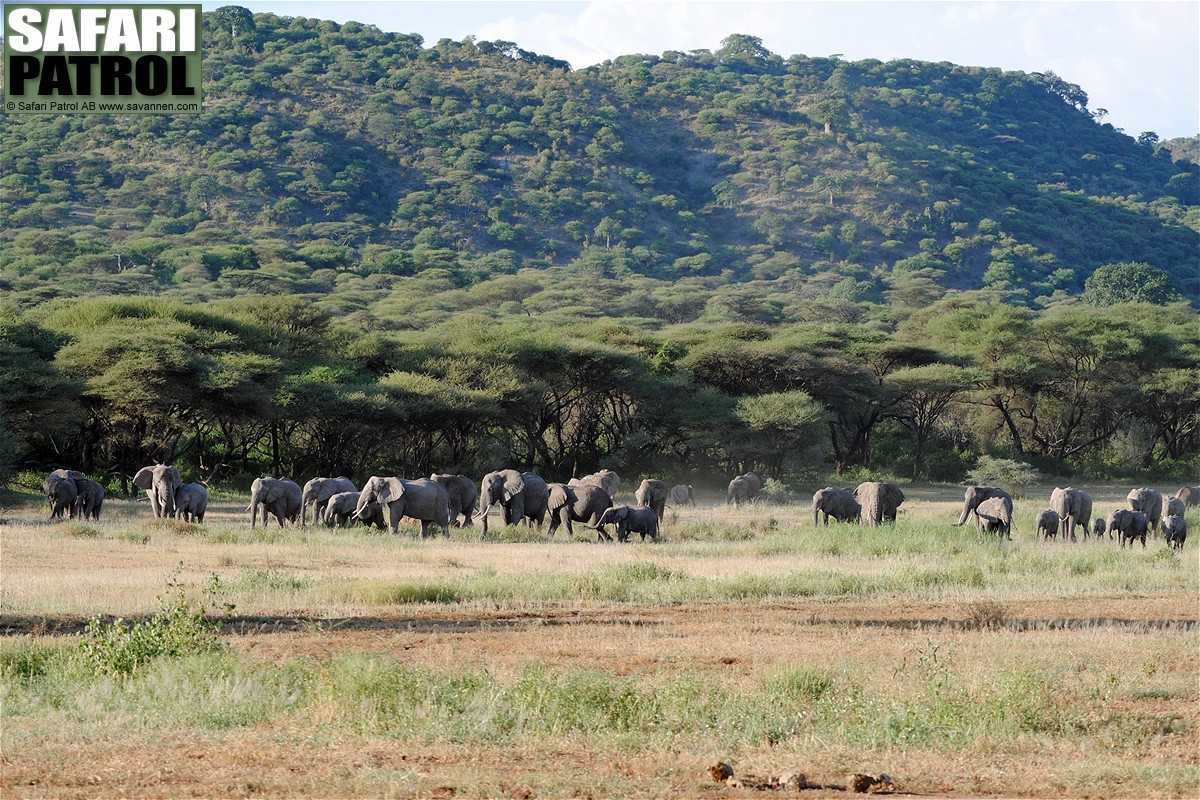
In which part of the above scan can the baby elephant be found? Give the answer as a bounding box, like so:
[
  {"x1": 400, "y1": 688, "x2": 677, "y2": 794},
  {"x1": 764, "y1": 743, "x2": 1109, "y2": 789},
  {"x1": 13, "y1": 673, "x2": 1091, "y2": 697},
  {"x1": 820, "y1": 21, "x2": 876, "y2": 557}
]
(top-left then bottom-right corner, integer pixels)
[
  {"x1": 1035, "y1": 509, "x2": 1060, "y2": 541},
  {"x1": 595, "y1": 505, "x2": 659, "y2": 543},
  {"x1": 173, "y1": 483, "x2": 208, "y2": 523},
  {"x1": 1091, "y1": 517, "x2": 1107, "y2": 540},
  {"x1": 1162, "y1": 515, "x2": 1187, "y2": 552}
]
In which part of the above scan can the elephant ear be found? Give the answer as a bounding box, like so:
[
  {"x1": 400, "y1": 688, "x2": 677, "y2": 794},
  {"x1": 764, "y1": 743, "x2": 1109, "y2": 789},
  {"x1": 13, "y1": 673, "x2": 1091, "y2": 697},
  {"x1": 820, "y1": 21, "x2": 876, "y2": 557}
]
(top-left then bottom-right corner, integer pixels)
[
  {"x1": 376, "y1": 478, "x2": 405, "y2": 504},
  {"x1": 133, "y1": 467, "x2": 155, "y2": 489},
  {"x1": 502, "y1": 472, "x2": 524, "y2": 501},
  {"x1": 166, "y1": 465, "x2": 183, "y2": 486}
]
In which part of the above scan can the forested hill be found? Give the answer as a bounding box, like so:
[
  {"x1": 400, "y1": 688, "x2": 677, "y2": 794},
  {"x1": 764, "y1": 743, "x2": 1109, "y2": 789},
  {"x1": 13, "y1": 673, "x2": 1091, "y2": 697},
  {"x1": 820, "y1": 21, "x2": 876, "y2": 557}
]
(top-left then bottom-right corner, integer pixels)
[{"x1": 1, "y1": 10, "x2": 1197, "y2": 309}]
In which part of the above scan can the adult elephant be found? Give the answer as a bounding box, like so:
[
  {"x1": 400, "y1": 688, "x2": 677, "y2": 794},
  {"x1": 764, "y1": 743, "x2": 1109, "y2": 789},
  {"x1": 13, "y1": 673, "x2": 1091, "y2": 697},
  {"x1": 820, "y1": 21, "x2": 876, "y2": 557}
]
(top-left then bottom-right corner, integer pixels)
[
  {"x1": 955, "y1": 486, "x2": 1013, "y2": 528},
  {"x1": 547, "y1": 483, "x2": 613, "y2": 539},
  {"x1": 595, "y1": 505, "x2": 660, "y2": 542},
  {"x1": 476, "y1": 469, "x2": 549, "y2": 535},
  {"x1": 301, "y1": 476, "x2": 357, "y2": 525},
  {"x1": 570, "y1": 469, "x2": 620, "y2": 500},
  {"x1": 173, "y1": 483, "x2": 208, "y2": 523},
  {"x1": 670, "y1": 484, "x2": 695, "y2": 507},
  {"x1": 1050, "y1": 487, "x2": 1092, "y2": 542},
  {"x1": 134, "y1": 464, "x2": 184, "y2": 519},
  {"x1": 729, "y1": 472, "x2": 758, "y2": 503},
  {"x1": 249, "y1": 477, "x2": 302, "y2": 528},
  {"x1": 42, "y1": 473, "x2": 79, "y2": 520},
  {"x1": 1175, "y1": 486, "x2": 1199, "y2": 508},
  {"x1": 431, "y1": 473, "x2": 478, "y2": 528},
  {"x1": 974, "y1": 496, "x2": 1012, "y2": 539},
  {"x1": 1127, "y1": 488, "x2": 1163, "y2": 535},
  {"x1": 812, "y1": 487, "x2": 860, "y2": 526},
  {"x1": 855, "y1": 481, "x2": 905, "y2": 527},
  {"x1": 355, "y1": 476, "x2": 450, "y2": 538},
  {"x1": 726, "y1": 476, "x2": 750, "y2": 506},
  {"x1": 635, "y1": 479, "x2": 669, "y2": 522}
]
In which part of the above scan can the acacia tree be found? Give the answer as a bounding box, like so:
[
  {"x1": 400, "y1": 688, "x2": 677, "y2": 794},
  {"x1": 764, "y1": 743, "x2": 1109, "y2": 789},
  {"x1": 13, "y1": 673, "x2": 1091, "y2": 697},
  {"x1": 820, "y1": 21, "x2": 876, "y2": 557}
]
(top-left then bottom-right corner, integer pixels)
[
  {"x1": 732, "y1": 390, "x2": 826, "y2": 475},
  {"x1": 886, "y1": 364, "x2": 980, "y2": 478},
  {"x1": 1081, "y1": 262, "x2": 1184, "y2": 306}
]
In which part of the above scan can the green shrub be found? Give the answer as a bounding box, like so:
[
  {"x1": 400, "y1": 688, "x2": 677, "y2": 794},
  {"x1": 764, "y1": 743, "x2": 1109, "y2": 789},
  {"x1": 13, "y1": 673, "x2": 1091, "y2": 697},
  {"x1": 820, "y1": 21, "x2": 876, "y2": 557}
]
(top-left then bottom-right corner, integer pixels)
[{"x1": 75, "y1": 571, "x2": 232, "y2": 678}]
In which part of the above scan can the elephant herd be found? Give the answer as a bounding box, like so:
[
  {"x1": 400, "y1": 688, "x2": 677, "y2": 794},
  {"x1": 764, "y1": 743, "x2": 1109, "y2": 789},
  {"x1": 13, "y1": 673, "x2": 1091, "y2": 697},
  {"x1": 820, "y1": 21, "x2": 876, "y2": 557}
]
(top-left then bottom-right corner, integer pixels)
[
  {"x1": 958, "y1": 484, "x2": 1193, "y2": 551},
  {"x1": 38, "y1": 463, "x2": 707, "y2": 543},
  {"x1": 40, "y1": 464, "x2": 207, "y2": 523},
  {"x1": 40, "y1": 463, "x2": 1194, "y2": 554}
]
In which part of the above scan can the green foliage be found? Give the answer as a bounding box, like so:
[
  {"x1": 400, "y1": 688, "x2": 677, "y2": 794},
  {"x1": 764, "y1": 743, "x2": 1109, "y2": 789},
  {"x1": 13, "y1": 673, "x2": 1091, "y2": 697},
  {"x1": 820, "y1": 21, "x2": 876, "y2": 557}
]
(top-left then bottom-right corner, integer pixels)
[
  {"x1": 1081, "y1": 262, "x2": 1186, "y2": 306},
  {"x1": 966, "y1": 456, "x2": 1042, "y2": 498},
  {"x1": 75, "y1": 571, "x2": 233, "y2": 678}
]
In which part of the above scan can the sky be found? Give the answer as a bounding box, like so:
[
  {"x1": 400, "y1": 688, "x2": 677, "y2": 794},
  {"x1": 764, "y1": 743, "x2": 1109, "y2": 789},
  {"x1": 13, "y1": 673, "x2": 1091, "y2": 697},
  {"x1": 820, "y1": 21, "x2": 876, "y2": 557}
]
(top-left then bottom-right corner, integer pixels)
[{"x1": 199, "y1": 0, "x2": 1200, "y2": 141}]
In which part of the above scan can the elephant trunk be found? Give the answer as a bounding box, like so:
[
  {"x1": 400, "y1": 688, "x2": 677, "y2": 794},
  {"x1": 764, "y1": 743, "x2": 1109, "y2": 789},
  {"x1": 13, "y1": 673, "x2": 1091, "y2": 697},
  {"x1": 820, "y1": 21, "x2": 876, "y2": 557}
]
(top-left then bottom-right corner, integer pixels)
[{"x1": 954, "y1": 501, "x2": 972, "y2": 526}]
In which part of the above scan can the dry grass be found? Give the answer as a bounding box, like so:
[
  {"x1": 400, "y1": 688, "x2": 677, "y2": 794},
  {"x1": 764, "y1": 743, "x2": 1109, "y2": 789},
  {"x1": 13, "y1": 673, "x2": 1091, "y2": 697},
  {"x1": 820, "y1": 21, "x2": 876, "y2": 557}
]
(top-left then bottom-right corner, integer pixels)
[{"x1": 2, "y1": 484, "x2": 1198, "y2": 799}]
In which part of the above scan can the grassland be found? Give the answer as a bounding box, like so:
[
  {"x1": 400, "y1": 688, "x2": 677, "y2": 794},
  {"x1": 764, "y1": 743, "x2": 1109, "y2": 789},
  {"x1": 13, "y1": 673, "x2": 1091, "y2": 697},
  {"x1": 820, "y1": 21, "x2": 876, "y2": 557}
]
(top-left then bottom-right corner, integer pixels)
[{"x1": 2, "y1": 484, "x2": 1197, "y2": 799}]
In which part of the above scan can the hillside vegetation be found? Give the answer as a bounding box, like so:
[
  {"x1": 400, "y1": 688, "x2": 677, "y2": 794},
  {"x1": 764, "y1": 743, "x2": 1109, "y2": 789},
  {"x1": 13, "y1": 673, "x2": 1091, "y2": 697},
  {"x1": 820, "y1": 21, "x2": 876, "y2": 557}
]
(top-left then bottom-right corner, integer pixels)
[{"x1": 1, "y1": 10, "x2": 1197, "y2": 488}]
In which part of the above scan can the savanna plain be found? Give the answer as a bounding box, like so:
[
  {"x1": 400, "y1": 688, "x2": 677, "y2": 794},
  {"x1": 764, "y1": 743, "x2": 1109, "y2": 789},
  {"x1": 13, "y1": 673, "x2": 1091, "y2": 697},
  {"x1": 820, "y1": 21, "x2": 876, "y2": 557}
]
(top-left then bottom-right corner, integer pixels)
[{"x1": 2, "y1": 484, "x2": 1197, "y2": 799}]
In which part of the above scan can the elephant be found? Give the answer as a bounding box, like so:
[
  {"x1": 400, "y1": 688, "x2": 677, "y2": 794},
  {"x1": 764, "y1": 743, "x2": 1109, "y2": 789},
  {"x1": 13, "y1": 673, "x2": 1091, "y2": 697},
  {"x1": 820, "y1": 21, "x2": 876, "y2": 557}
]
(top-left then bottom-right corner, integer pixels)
[
  {"x1": 854, "y1": 481, "x2": 905, "y2": 527},
  {"x1": 635, "y1": 478, "x2": 669, "y2": 522},
  {"x1": 134, "y1": 464, "x2": 184, "y2": 519},
  {"x1": 547, "y1": 483, "x2": 613, "y2": 539},
  {"x1": 431, "y1": 473, "x2": 478, "y2": 527},
  {"x1": 595, "y1": 504, "x2": 659, "y2": 542},
  {"x1": 249, "y1": 477, "x2": 302, "y2": 528},
  {"x1": 48, "y1": 470, "x2": 103, "y2": 520},
  {"x1": 1163, "y1": 496, "x2": 1186, "y2": 520},
  {"x1": 1050, "y1": 487, "x2": 1092, "y2": 542},
  {"x1": 955, "y1": 486, "x2": 1013, "y2": 527},
  {"x1": 974, "y1": 496, "x2": 1012, "y2": 539},
  {"x1": 1035, "y1": 509, "x2": 1061, "y2": 541},
  {"x1": 476, "y1": 469, "x2": 550, "y2": 535},
  {"x1": 173, "y1": 483, "x2": 208, "y2": 523},
  {"x1": 1092, "y1": 517, "x2": 1107, "y2": 540},
  {"x1": 72, "y1": 478, "x2": 105, "y2": 520},
  {"x1": 1109, "y1": 509, "x2": 1148, "y2": 548},
  {"x1": 1175, "y1": 486, "x2": 1199, "y2": 507},
  {"x1": 812, "y1": 487, "x2": 860, "y2": 526},
  {"x1": 725, "y1": 471, "x2": 761, "y2": 505},
  {"x1": 301, "y1": 476, "x2": 357, "y2": 525},
  {"x1": 324, "y1": 491, "x2": 386, "y2": 529},
  {"x1": 569, "y1": 469, "x2": 620, "y2": 499},
  {"x1": 670, "y1": 484, "x2": 695, "y2": 506},
  {"x1": 1127, "y1": 488, "x2": 1163, "y2": 535},
  {"x1": 354, "y1": 476, "x2": 450, "y2": 538},
  {"x1": 42, "y1": 473, "x2": 79, "y2": 520},
  {"x1": 1162, "y1": 515, "x2": 1187, "y2": 552}
]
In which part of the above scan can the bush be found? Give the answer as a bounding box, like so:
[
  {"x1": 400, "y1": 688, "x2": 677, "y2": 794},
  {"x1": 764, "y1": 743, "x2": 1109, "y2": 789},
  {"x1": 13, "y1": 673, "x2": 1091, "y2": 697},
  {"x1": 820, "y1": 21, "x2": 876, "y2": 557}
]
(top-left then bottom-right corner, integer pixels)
[
  {"x1": 75, "y1": 570, "x2": 232, "y2": 678},
  {"x1": 966, "y1": 456, "x2": 1041, "y2": 498}
]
